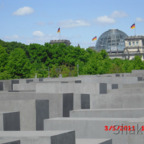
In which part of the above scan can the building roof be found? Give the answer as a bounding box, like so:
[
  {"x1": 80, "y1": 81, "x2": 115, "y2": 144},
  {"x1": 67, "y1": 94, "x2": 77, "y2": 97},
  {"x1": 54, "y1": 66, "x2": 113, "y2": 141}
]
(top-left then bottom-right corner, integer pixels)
[
  {"x1": 50, "y1": 40, "x2": 71, "y2": 46},
  {"x1": 95, "y1": 29, "x2": 128, "y2": 52},
  {"x1": 125, "y1": 36, "x2": 144, "y2": 40}
]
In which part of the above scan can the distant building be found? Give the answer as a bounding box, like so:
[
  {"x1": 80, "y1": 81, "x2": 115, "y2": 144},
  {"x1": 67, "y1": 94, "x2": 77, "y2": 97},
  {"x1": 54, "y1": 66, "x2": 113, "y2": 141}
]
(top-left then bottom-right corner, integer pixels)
[
  {"x1": 124, "y1": 36, "x2": 144, "y2": 60},
  {"x1": 108, "y1": 36, "x2": 144, "y2": 60},
  {"x1": 94, "y1": 29, "x2": 144, "y2": 60},
  {"x1": 88, "y1": 46, "x2": 95, "y2": 50},
  {"x1": 50, "y1": 40, "x2": 71, "y2": 46},
  {"x1": 95, "y1": 29, "x2": 128, "y2": 52}
]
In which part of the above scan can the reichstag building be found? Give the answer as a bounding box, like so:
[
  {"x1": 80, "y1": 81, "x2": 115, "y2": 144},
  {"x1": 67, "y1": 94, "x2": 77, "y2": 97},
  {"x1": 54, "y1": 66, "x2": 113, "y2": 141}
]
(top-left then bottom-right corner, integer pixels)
[{"x1": 94, "y1": 29, "x2": 144, "y2": 60}]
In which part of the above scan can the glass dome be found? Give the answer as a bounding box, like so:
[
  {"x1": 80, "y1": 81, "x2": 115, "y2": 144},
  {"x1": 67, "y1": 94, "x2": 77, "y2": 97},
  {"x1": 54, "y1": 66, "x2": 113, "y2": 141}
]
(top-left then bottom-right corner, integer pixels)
[{"x1": 95, "y1": 29, "x2": 128, "y2": 52}]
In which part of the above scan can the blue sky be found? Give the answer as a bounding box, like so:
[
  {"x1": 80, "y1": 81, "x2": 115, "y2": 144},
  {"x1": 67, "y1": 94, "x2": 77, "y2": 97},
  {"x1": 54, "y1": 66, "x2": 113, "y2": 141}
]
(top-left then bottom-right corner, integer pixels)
[{"x1": 0, "y1": 0, "x2": 144, "y2": 48}]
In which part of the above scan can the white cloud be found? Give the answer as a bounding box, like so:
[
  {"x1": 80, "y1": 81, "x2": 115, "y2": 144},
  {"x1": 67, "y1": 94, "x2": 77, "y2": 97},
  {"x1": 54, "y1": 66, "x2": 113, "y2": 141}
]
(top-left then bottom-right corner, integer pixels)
[
  {"x1": 4, "y1": 35, "x2": 19, "y2": 40},
  {"x1": 59, "y1": 19, "x2": 90, "y2": 28},
  {"x1": 95, "y1": 11, "x2": 127, "y2": 25},
  {"x1": 111, "y1": 11, "x2": 128, "y2": 18},
  {"x1": 96, "y1": 16, "x2": 115, "y2": 24},
  {"x1": 136, "y1": 17, "x2": 144, "y2": 22},
  {"x1": 13, "y1": 7, "x2": 34, "y2": 16},
  {"x1": 33, "y1": 31, "x2": 44, "y2": 37}
]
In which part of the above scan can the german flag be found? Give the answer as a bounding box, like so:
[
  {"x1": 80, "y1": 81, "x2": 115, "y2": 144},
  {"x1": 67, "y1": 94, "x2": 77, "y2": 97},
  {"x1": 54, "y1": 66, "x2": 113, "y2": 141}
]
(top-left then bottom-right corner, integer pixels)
[
  {"x1": 131, "y1": 23, "x2": 135, "y2": 29},
  {"x1": 92, "y1": 36, "x2": 97, "y2": 41},
  {"x1": 57, "y1": 27, "x2": 60, "y2": 33}
]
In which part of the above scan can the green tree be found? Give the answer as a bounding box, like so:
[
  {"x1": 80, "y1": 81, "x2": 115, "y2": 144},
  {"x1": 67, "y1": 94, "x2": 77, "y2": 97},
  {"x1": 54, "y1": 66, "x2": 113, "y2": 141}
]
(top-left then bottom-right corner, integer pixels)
[
  {"x1": 0, "y1": 46, "x2": 8, "y2": 72},
  {"x1": 132, "y1": 55, "x2": 144, "y2": 70},
  {"x1": 6, "y1": 48, "x2": 32, "y2": 78}
]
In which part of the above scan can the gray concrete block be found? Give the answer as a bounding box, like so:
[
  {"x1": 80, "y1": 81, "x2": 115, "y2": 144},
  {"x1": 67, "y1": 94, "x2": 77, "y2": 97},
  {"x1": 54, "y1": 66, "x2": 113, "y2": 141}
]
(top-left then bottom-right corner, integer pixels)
[
  {"x1": 11, "y1": 80, "x2": 19, "y2": 91},
  {"x1": 121, "y1": 83, "x2": 144, "y2": 89},
  {"x1": 76, "y1": 139, "x2": 112, "y2": 144},
  {"x1": 91, "y1": 92, "x2": 144, "y2": 109},
  {"x1": 132, "y1": 70, "x2": 144, "y2": 74},
  {"x1": 73, "y1": 94, "x2": 81, "y2": 110},
  {"x1": 19, "y1": 79, "x2": 26, "y2": 84},
  {"x1": 36, "y1": 82, "x2": 102, "y2": 95},
  {"x1": 111, "y1": 84, "x2": 118, "y2": 89},
  {"x1": 3, "y1": 80, "x2": 12, "y2": 91},
  {"x1": 0, "y1": 92, "x2": 63, "y2": 119},
  {"x1": 75, "y1": 80, "x2": 81, "y2": 83},
  {"x1": 44, "y1": 117, "x2": 144, "y2": 144},
  {"x1": 0, "y1": 131, "x2": 75, "y2": 144},
  {"x1": 0, "y1": 82, "x2": 3, "y2": 91},
  {"x1": 0, "y1": 99, "x2": 49, "y2": 130},
  {"x1": 100, "y1": 83, "x2": 107, "y2": 94},
  {"x1": 36, "y1": 100, "x2": 49, "y2": 130},
  {"x1": 12, "y1": 80, "x2": 19, "y2": 84},
  {"x1": 63, "y1": 93, "x2": 73, "y2": 117},
  {"x1": 0, "y1": 111, "x2": 20, "y2": 131},
  {"x1": 81, "y1": 94, "x2": 90, "y2": 109},
  {"x1": 0, "y1": 92, "x2": 82, "y2": 119},
  {"x1": 61, "y1": 81, "x2": 68, "y2": 83},
  {"x1": 39, "y1": 78, "x2": 43, "y2": 82},
  {"x1": 108, "y1": 87, "x2": 144, "y2": 96},
  {"x1": 13, "y1": 83, "x2": 36, "y2": 91},
  {"x1": 70, "y1": 108, "x2": 144, "y2": 118},
  {"x1": 0, "y1": 140, "x2": 20, "y2": 144},
  {"x1": 78, "y1": 76, "x2": 138, "y2": 84},
  {"x1": 115, "y1": 74, "x2": 120, "y2": 77},
  {"x1": 26, "y1": 79, "x2": 33, "y2": 83},
  {"x1": 137, "y1": 77, "x2": 143, "y2": 81},
  {"x1": 3, "y1": 112, "x2": 20, "y2": 131}
]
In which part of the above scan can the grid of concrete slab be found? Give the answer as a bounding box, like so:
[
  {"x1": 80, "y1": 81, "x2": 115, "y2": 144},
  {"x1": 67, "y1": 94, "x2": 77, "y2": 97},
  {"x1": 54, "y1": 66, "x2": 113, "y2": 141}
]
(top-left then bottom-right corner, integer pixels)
[{"x1": 0, "y1": 70, "x2": 144, "y2": 144}]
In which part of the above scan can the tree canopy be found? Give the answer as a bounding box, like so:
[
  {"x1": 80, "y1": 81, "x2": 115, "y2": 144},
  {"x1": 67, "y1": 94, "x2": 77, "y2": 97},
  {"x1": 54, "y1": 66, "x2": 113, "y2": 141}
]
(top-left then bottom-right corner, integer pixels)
[{"x1": 0, "y1": 39, "x2": 144, "y2": 79}]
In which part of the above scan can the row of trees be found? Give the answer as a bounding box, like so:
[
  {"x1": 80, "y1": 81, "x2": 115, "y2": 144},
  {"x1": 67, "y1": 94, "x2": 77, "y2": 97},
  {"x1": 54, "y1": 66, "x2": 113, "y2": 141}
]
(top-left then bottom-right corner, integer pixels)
[{"x1": 0, "y1": 39, "x2": 144, "y2": 80}]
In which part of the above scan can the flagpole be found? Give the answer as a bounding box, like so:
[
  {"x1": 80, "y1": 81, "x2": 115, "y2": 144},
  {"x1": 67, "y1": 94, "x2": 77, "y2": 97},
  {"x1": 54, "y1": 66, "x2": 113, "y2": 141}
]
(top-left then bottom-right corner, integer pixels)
[
  {"x1": 59, "y1": 31, "x2": 61, "y2": 40},
  {"x1": 135, "y1": 22, "x2": 136, "y2": 36},
  {"x1": 57, "y1": 27, "x2": 61, "y2": 40}
]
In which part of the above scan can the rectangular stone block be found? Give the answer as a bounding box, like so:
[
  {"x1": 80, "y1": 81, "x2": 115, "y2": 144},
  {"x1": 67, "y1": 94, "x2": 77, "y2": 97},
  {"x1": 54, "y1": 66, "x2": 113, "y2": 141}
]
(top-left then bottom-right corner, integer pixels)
[
  {"x1": 115, "y1": 74, "x2": 120, "y2": 77},
  {"x1": 120, "y1": 83, "x2": 144, "y2": 89},
  {"x1": 0, "y1": 111, "x2": 20, "y2": 131},
  {"x1": 44, "y1": 117, "x2": 144, "y2": 144},
  {"x1": 12, "y1": 80, "x2": 19, "y2": 84},
  {"x1": 3, "y1": 112, "x2": 20, "y2": 131},
  {"x1": 78, "y1": 76, "x2": 138, "y2": 84},
  {"x1": 39, "y1": 78, "x2": 43, "y2": 82},
  {"x1": 70, "y1": 108, "x2": 144, "y2": 118},
  {"x1": 92, "y1": 94, "x2": 143, "y2": 109},
  {"x1": 11, "y1": 80, "x2": 19, "y2": 91},
  {"x1": 76, "y1": 139, "x2": 112, "y2": 144},
  {"x1": 132, "y1": 70, "x2": 144, "y2": 74},
  {"x1": 137, "y1": 77, "x2": 143, "y2": 81},
  {"x1": 81, "y1": 94, "x2": 90, "y2": 109},
  {"x1": 26, "y1": 79, "x2": 33, "y2": 83},
  {"x1": 19, "y1": 79, "x2": 26, "y2": 84},
  {"x1": 99, "y1": 83, "x2": 107, "y2": 94},
  {"x1": 63, "y1": 93, "x2": 73, "y2": 117},
  {"x1": 0, "y1": 82, "x2": 3, "y2": 91},
  {"x1": 75, "y1": 80, "x2": 81, "y2": 83},
  {"x1": 61, "y1": 81, "x2": 68, "y2": 83},
  {"x1": 111, "y1": 84, "x2": 118, "y2": 89},
  {"x1": 0, "y1": 99, "x2": 49, "y2": 131},
  {"x1": 3, "y1": 80, "x2": 12, "y2": 91},
  {"x1": 13, "y1": 83, "x2": 36, "y2": 91},
  {"x1": 0, "y1": 92, "x2": 64, "y2": 119},
  {"x1": 0, "y1": 131, "x2": 75, "y2": 144},
  {"x1": 36, "y1": 82, "x2": 102, "y2": 95},
  {"x1": 0, "y1": 140, "x2": 20, "y2": 144},
  {"x1": 36, "y1": 100, "x2": 49, "y2": 130}
]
